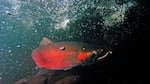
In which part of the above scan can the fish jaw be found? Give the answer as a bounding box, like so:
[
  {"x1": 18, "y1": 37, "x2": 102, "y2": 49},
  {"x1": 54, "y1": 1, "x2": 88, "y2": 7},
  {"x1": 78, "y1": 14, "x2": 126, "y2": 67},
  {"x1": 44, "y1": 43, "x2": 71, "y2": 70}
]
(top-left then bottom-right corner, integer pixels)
[{"x1": 77, "y1": 49, "x2": 112, "y2": 65}]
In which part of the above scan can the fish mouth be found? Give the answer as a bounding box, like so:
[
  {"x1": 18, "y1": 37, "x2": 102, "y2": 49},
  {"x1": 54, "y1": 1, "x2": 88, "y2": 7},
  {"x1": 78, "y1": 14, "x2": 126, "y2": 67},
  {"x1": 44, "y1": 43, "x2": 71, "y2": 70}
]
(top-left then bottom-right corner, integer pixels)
[
  {"x1": 81, "y1": 49, "x2": 112, "y2": 65},
  {"x1": 95, "y1": 50, "x2": 112, "y2": 61}
]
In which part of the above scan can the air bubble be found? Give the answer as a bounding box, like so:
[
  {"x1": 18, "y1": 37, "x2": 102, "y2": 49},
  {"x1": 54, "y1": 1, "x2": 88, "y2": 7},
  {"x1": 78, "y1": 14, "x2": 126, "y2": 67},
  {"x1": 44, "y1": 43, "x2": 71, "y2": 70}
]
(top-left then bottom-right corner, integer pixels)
[
  {"x1": 8, "y1": 50, "x2": 12, "y2": 53},
  {"x1": 17, "y1": 45, "x2": 21, "y2": 48}
]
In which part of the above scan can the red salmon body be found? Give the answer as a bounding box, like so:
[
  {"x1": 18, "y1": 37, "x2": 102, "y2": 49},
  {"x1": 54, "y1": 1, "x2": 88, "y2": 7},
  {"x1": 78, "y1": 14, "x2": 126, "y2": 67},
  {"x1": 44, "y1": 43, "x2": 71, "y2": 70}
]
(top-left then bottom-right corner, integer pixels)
[{"x1": 32, "y1": 37, "x2": 112, "y2": 70}]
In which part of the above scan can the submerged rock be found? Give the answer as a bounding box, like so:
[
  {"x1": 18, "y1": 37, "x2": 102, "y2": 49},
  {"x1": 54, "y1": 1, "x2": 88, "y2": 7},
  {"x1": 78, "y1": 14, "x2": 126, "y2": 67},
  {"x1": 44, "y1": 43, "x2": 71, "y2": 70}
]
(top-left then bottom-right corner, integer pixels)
[{"x1": 15, "y1": 69, "x2": 80, "y2": 84}]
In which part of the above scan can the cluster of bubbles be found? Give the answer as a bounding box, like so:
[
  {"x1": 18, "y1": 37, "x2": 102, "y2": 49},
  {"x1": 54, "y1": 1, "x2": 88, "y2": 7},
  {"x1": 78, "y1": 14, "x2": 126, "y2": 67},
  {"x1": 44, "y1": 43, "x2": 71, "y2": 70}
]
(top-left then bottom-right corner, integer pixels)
[{"x1": 1, "y1": 0, "x2": 136, "y2": 29}]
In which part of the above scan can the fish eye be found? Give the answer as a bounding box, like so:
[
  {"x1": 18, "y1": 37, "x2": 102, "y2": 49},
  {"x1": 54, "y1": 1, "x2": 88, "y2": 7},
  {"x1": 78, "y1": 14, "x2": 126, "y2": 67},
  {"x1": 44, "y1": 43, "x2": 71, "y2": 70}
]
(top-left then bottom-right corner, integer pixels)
[
  {"x1": 82, "y1": 47, "x2": 86, "y2": 51},
  {"x1": 60, "y1": 46, "x2": 65, "y2": 51}
]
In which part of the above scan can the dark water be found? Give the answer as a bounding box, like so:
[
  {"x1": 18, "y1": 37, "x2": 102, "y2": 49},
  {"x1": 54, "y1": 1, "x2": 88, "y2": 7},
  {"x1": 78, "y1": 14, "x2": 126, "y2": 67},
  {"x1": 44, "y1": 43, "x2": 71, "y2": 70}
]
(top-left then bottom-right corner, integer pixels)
[{"x1": 0, "y1": 0, "x2": 149, "y2": 84}]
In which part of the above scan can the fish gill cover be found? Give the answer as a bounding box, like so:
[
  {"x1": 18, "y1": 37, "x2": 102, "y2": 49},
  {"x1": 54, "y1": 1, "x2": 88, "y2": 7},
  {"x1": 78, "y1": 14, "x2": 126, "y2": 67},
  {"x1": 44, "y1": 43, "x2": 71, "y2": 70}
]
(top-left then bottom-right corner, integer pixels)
[{"x1": 0, "y1": 0, "x2": 148, "y2": 84}]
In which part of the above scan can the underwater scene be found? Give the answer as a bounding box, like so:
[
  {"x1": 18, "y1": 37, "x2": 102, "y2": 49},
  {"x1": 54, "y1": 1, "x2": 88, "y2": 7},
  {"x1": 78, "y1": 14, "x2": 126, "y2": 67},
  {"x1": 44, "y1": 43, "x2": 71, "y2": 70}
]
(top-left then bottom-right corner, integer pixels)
[{"x1": 0, "y1": 0, "x2": 149, "y2": 84}]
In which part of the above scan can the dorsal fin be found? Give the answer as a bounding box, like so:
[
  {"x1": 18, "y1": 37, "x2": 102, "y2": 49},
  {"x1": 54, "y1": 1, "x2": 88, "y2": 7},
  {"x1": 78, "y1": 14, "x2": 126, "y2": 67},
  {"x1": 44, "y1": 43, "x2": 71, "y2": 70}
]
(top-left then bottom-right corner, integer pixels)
[{"x1": 40, "y1": 37, "x2": 53, "y2": 46}]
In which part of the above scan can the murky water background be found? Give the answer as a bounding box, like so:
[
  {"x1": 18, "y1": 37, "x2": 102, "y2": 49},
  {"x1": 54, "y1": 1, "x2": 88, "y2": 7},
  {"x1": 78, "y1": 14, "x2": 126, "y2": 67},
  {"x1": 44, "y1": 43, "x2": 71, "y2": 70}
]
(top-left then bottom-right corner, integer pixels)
[{"x1": 0, "y1": 0, "x2": 147, "y2": 83}]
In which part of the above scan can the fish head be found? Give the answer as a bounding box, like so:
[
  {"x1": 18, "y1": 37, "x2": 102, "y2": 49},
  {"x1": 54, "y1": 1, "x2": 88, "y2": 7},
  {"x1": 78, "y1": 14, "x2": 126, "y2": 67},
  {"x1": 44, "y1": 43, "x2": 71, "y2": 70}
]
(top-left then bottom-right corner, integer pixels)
[{"x1": 77, "y1": 48, "x2": 112, "y2": 65}]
